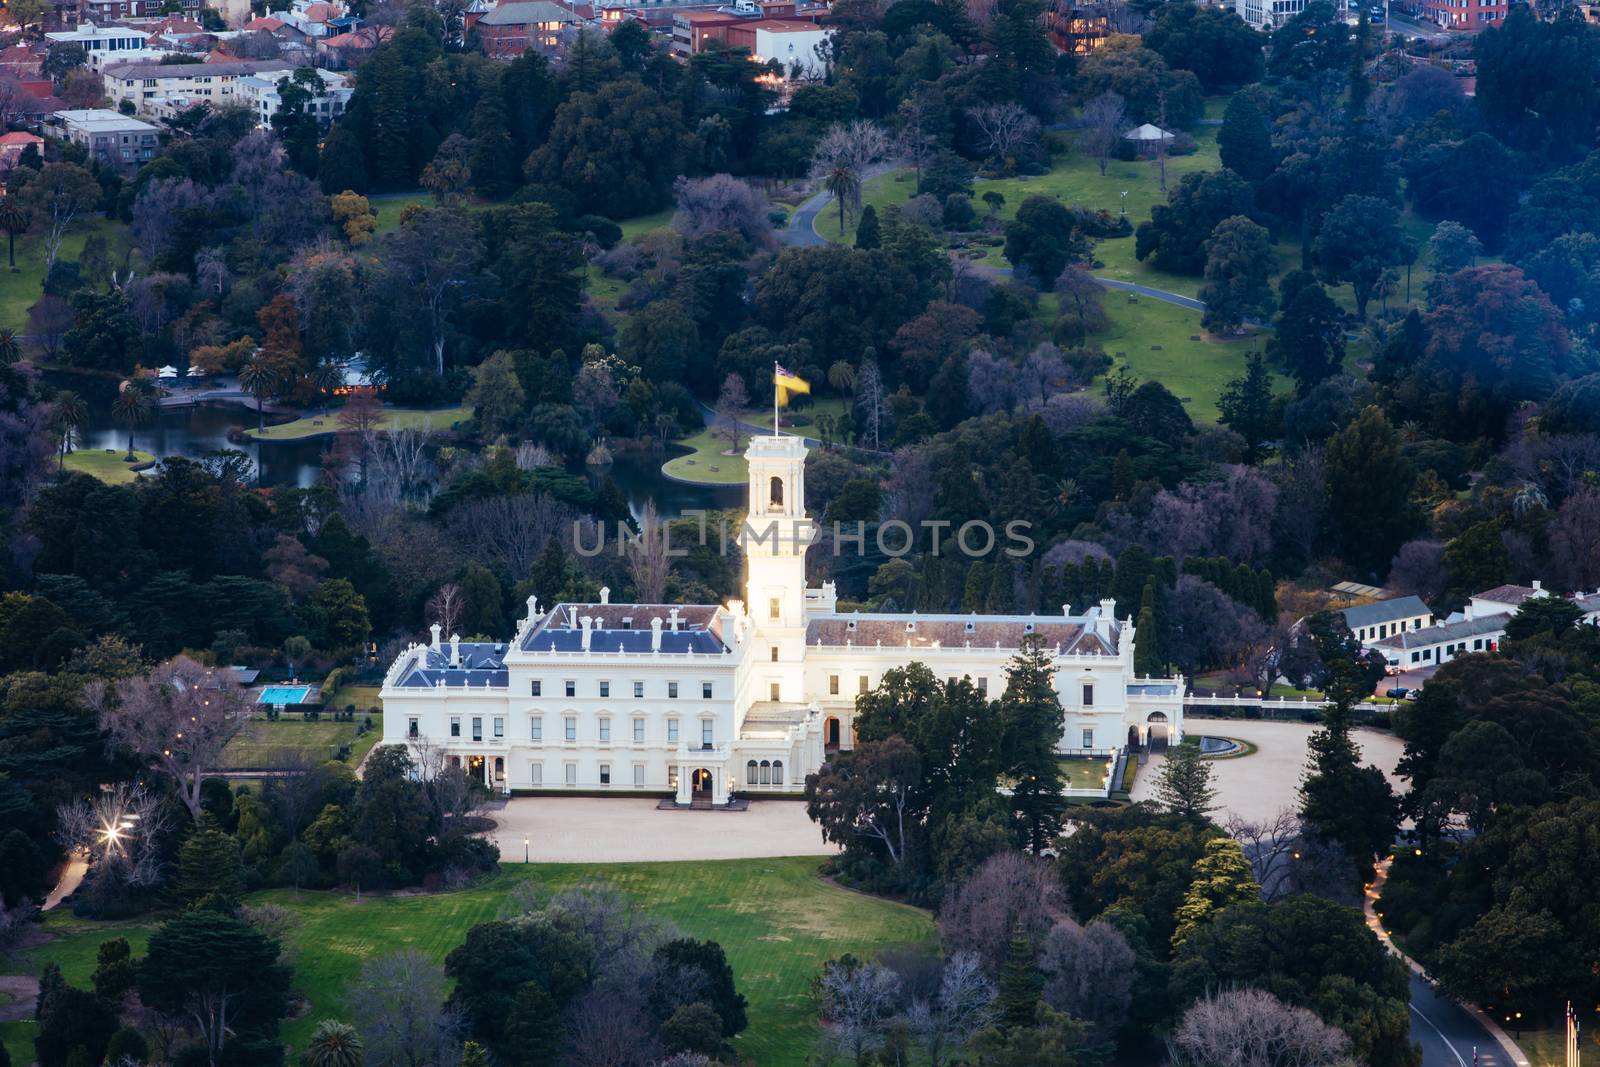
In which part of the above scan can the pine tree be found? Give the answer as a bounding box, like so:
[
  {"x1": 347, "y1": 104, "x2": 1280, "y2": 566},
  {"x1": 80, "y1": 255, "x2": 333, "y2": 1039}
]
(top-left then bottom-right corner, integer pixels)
[
  {"x1": 961, "y1": 560, "x2": 989, "y2": 612},
  {"x1": 1134, "y1": 579, "x2": 1160, "y2": 676},
  {"x1": 1111, "y1": 449, "x2": 1135, "y2": 501},
  {"x1": 999, "y1": 637, "x2": 1066, "y2": 853},
  {"x1": 173, "y1": 826, "x2": 244, "y2": 912},
  {"x1": 319, "y1": 124, "x2": 368, "y2": 196},
  {"x1": 995, "y1": 922, "x2": 1041, "y2": 1030},
  {"x1": 1155, "y1": 738, "x2": 1217, "y2": 822},
  {"x1": 1171, "y1": 838, "x2": 1259, "y2": 948},
  {"x1": 467, "y1": 96, "x2": 518, "y2": 199},
  {"x1": 1256, "y1": 568, "x2": 1277, "y2": 621},
  {"x1": 854, "y1": 204, "x2": 881, "y2": 249},
  {"x1": 985, "y1": 555, "x2": 1015, "y2": 613},
  {"x1": 1299, "y1": 691, "x2": 1400, "y2": 881}
]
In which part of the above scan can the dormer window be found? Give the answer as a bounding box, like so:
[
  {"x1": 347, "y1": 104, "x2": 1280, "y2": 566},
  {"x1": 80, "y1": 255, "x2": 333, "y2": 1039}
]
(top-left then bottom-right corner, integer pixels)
[
  {"x1": 964, "y1": 620, "x2": 976, "y2": 633},
  {"x1": 1024, "y1": 622, "x2": 1035, "y2": 634},
  {"x1": 622, "y1": 617, "x2": 633, "y2": 629},
  {"x1": 905, "y1": 621, "x2": 916, "y2": 632},
  {"x1": 846, "y1": 619, "x2": 857, "y2": 631}
]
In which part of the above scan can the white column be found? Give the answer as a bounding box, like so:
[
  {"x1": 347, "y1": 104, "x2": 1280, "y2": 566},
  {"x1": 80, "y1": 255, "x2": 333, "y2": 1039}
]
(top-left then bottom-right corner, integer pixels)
[
  {"x1": 714, "y1": 769, "x2": 729, "y2": 806},
  {"x1": 675, "y1": 765, "x2": 691, "y2": 805}
]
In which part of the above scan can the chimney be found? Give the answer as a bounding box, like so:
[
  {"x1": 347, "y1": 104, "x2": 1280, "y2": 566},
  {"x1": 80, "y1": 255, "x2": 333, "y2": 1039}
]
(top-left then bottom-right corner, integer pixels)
[
  {"x1": 599, "y1": 586, "x2": 610, "y2": 605},
  {"x1": 1532, "y1": 580, "x2": 1543, "y2": 593},
  {"x1": 651, "y1": 616, "x2": 663, "y2": 651},
  {"x1": 1061, "y1": 603, "x2": 1071, "y2": 617},
  {"x1": 449, "y1": 633, "x2": 461, "y2": 666},
  {"x1": 1096, "y1": 599, "x2": 1116, "y2": 640},
  {"x1": 669, "y1": 607, "x2": 682, "y2": 631},
  {"x1": 568, "y1": 606, "x2": 579, "y2": 628},
  {"x1": 580, "y1": 616, "x2": 593, "y2": 651},
  {"x1": 526, "y1": 594, "x2": 539, "y2": 620},
  {"x1": 430, "y1": 622, "x2": 442, "y2": 651}
]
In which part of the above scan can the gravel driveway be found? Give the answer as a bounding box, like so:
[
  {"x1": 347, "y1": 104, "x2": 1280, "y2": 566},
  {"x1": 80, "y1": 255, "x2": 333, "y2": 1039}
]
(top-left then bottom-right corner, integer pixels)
[{"x1": 490, "y1": 797, "x2": 837, "y2": 863}]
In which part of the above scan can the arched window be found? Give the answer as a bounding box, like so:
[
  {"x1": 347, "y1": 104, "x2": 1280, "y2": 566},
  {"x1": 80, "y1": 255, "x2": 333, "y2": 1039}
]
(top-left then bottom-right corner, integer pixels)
[
  {"x1": 760, "y1": 760, "x2": 771, "y2": 785},
  {"x1": 746, "y1": 760, "x2": 758, "y2": 785},
  {"x1": 772, "y1": 760, "x2": 783, "y2": 785},
  {"x1": 769, "y1": 476, "x2": 783, "y2": 509}
]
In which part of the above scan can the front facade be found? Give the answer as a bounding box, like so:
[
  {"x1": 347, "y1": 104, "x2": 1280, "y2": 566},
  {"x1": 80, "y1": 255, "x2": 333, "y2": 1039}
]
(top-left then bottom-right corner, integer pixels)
[
  {"x1": 722, "y1": 19, "x2": 830, "y2": 77},
  {"x1": 380, "y1": 435, "x2": 1184, "y2": 803},
  {"x1": 1234, "y1": 0, "x2": 1305, "y2": 30},
  {"x1": 1341, "y1": 595, "x2": 1434, "y2": 649},
  {"x1": 102, "y1": 58, "x2": 296, "y2": 113},
  {"x1": 235, "y1": 68, "x2": 350, "y2": 126},
  {"x1": 1414, "y1": 0, "x2": 1507, "y2": 29},
  {"x1": 468, "y1": 1, "x2": 580, "y2": 58},
  {"x1": 47, "y1": 109, "x2": 159, "y2": 171}
]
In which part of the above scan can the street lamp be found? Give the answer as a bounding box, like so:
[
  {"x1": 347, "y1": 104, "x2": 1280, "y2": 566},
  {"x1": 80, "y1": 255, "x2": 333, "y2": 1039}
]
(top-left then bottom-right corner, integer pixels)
[
  {"x1": 1119, "y1": 190, "x2": 1128, "y2": 218},
  {"x1": 523, "y1": 835, "x2": 529, "y2": 863}
]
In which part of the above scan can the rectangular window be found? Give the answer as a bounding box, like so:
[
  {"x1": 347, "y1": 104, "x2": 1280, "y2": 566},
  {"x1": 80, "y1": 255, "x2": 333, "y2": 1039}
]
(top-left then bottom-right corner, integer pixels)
[
  {"x1": 633, "y1": 717, "x2": 644, "y2": 742},
  {"x1": 667, "y1": 719, "x2": 680, "y2": 744},
  {"x1": 564, "y1": 716, "x2": 576, "y2": 741},
  {"x1": 829, "y1": 674, "x2": 840, "y2": 695},
  {"x1": 859, "y1": 675, "x2": 869, "y2": 694},
  {"x1": 408, "y1": 717, "x2": 418, "y2": 738},
  {"x1": 702, "y1": 720, "x2": 714, "y2": 746},
  {"x1": 1082, "y1": 728, "x2": 1094, "y2": 748},
  {"x1": 769, "y1": 597, "x2": 781, "y2": 620},
  {"x1": 770, "y1": 681, "x2": 781, "y2": 701},
  {"x1": 450, "y1": 716, "x2": 460, "y2": 737},
  {"x1": 633, "y1": 763, "x2": 645, "y2": 787},
  {"x1": 565, "y1": 762, "x2": 576, "y2": 786},
  {"x1": 531, "y1": 680, "x2": 541, "y2": 697},
  {"x1": 1474, "y1": 638, "x2": 1483, "y2": 650},
  {"x1": 531, "y1": 717, "x2": 542, "y2": 741},
  {"x1": 565, "y1": 680, "x2": 576, "y2": 698},
  {"x1": 530, "y1": 762, "x2": 542, "y2": 786},
  {"x1": 978, "y1": 676, "x2": 988, "y2": 696},
  {"x1": 493, "y1": 717, "x2": 504, "y2": 738},
  {"x1": 599, "y1": 717, "x2": 611, "y2": 742},
  {"x1": 599, "y1": 681, "x2": 610, "y2": 698},
  {"x1": 668, "y1": 682, "x2": 679, "y2": 699},
  {"x1": 634, "y1": 681, "x2": 644, "y2": 698},
  {"x1": 599, "y1": 763, "x2": 610, "y2": 785},
  {"x1": 1082, "y1": 684, "x2": 1094, "y2": 707},
  {"x1": 471, "y1": 717, "x2": 483, "y2": 742},
  {"x1": 771, "y1": 647, "x2": 779, "y2": 662},
  {"x1": 702, "y1": 681, "x2": 713, "y2": 699},
  {"x1": 1411, "y1": 652, "x2": 1420, "y2": 663}
]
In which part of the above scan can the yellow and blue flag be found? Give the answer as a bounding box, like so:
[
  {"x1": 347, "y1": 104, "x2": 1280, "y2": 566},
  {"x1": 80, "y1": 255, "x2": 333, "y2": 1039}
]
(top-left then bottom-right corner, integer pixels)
[{"x1": 775, "y1": 364, "x2": 810, "y2": 407}]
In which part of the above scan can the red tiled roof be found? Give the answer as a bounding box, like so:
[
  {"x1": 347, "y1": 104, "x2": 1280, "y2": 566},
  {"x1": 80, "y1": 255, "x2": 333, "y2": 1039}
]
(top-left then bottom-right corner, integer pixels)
[
  {"x1": 0, "y1": 132, "x2": 43, "y2": 145},
  {"x1": 243, "y1": 15, "x2": 287, "y2": 28},
  {"x1": 301, "y1": 2, "x2": 340, "y2": 20}
]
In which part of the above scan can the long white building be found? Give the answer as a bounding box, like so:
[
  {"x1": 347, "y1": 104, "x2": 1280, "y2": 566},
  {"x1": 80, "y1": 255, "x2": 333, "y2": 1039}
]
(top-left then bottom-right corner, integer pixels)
[{"x1": 379, "y1": 434, "x2": 1185, "y2": 805}]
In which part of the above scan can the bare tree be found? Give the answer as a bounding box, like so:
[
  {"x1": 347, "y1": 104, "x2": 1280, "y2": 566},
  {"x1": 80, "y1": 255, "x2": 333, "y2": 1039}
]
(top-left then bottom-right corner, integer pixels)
[
  {"x1": 819, "y1": 959, "x2": 902, "y2": 1064},
  {"x1": 1226, "y1": 809, "x2": 1304, "y2": 901},
  {"x1": 1038, "y1": 919, "x2": 1135, "y2": 1035},
  {"x1": 811, "y1": 120, "x2": 892, "y2": 232},
  {"x1": 88, "y1": 657, "x2": 250, "y2": 820},
  {"x1": 1080, "y1": 92, "x2": 1126, "y2": 177},
  {"x1": 425, "y1": 583, "x2": 465, "y2": 639},
  {"x1": 626, "y1": 499, "x2": 673, "y2": 604},
  {"x1": 937, "y1": 851, "x2": 1065, "y2": 974},
  {"x1": 716, "y1": 373, "x2": 749, "y2": 454},
  {"x1": 562, "y1": 990, "x2": 659, "y2": 1067},
  {"x1": 446, "y1": 492, "x2": 573, "y2": 582},
  {"x1": 56, "y1": 782, "x2": 170, "y2": 888},
  {"x1": 367, "y1": 424, "x2": 437, "y2": 506},
  {"x1": 671, "y1": 174, "x2": 773, "y2": 247},
  {"x1": 905, "y1": 952, "x2": 996, "y2": 1067},
  {"x1": 1169, "y1": 988, "x2": 1354, "y2": 1067},
  {"x1": 967, "y1": 103, "x2": 1041, "y2": 171},
  {"x1": 854, "y1": 357, "x2": 887, "y2": 451},
  {"x1": 352, "y1": 951, "x2": 464, "y2": 1067}
]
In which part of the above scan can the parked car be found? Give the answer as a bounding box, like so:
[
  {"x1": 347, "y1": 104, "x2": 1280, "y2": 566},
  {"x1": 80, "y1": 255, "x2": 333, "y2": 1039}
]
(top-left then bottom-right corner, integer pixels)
[{"x1": 1385, "y1": 687, "x2": 1409, "y2": 699}]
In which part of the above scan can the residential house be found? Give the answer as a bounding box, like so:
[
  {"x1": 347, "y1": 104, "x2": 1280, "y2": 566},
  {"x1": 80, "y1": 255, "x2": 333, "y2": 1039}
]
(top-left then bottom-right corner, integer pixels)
[
  {"x1": 1234, "y1": 0, "x2": 1306, "y2": 29},
  {"x1": 44, "y1": 22, "x2": 153, "y2": 68},
  {"x1": 102, "y1": 57, "x2": 296, "y2": 114},
  {"x1": 1340, "y1": 595, "x2": 1434, "y2": 648},
  {"x1": 47, "y1": 107, "x2": 159, "y2": 171},
  {"x1": 1370, "y1": 582, "x2": 1550, "y2": 672},
  {"x1": 1045, "y1": 0, "x2": 1109, "y2": 54},
  {"x1": 314, "y1": 25, "x2": 391, "y2": 67},
  {"x1": 722, "y1": 18, "x2": 829, "y2": 77},
  {"x1": 235, "y1": 66, "x2": 350, "y2": 126},
  {"x1": 0, "y1": 131, "x2": 44, "y2": 171},
  {"x1": 467, "y1": 1, "x2": 581, "y2": 58}
]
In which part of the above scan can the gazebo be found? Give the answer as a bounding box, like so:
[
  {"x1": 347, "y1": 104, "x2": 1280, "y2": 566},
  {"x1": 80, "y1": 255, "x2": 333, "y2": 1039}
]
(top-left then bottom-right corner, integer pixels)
[{"x1": 1123, "y1": 123, "x2": 1174, "y2": 147}]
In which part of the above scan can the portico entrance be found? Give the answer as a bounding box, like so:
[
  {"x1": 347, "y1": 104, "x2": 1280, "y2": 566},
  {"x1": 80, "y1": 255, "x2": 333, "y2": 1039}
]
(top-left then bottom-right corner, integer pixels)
[{"x1": 692, "y1": 768, "x2": 714, "y2": 798}]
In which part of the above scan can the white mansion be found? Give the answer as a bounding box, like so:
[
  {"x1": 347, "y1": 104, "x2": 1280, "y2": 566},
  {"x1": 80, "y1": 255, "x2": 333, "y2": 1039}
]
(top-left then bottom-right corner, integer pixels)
[{"x1": 379, "y1": 434, "x2": 1186, "y2": 805}]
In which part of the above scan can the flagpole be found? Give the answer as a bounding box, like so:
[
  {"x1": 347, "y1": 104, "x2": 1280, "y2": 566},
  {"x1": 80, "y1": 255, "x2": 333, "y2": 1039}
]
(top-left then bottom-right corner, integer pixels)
[{"x1": 773, "y1": 360, "x2": 780, "y2": 437}]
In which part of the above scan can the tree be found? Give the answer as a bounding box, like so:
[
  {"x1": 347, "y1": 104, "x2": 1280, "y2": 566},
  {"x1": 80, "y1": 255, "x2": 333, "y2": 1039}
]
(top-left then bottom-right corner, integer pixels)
[
  {"x1": 173, "y1": 827, "x2": 245, "y2": 911},
  {"x1": 111, "y1": 378, "x2": 153, "y2": 461},
  {"x1": 1004, "y1": 196, "x2": 1089, "y2": 287},
  {"x1": 1038, "y1": 921, "x2": 1135, "y2": 1037},
  {"x1": 20, "y1": 163, "x2": 98, "y2": 272},
  {"x1": 804, "y1": 737, "x2": 921, "y2": 867},
  {"x1": 938, "y1": 852, "x2": 1065, "y2": 973},
  {"x1": 715, "y1": 373, "x2": 748, "y2": 453},
  {"x1": 906, "y1": 952, "x2": 997, "y2": 1067},
  {"x1": 1299, "y1": 699, "x2": 1400, "y2": 881},
  {"x1": 1199, "y1": 215, "x2": 1276, "y2": 333},
  {"x1": 353, "y1": 951, "x2": 461, "y2": 1067},
  {"x1": 465, "y1": 351, "x2": 525, "y2": 440},
  {"x1": 138, "y1": 910, "x2": 292, "y2": 1067},
  {"x1": 1267, "y1": 1, "x2": 1352, "y2": 80},
  {"x1": 652, "y1": 939, "x2": 747, "y2": 1036},
  {"x1": 1404, "y1": 133, "x2": 1517, "y2": 252},
  {"x1": 529, "y1": 81, "x2": 693, "y2": 216},
  {"x1": 1218, "y1": 92, "x2": 1276, "y2": 182},
  {"x1": 1075, "y1": 37, "x2": 1203, "y2": 126},
  {"x1": 967, "y1": 103, "x2": 1041, "y2": 172},
  {"x1": 1473, "y1": 6, "x2": 1600, "y2": 160},
  {"x1": 1170, "y1": 838, "x2": 1257, "y2": 947},
  {"x1": 236, "y1": 355, "x2": 279, "y2": 433},
  {"x1": 88, "y1": 656, "x2": 250, "y2": 821},
  {"x1": 320, "y1": 125, "x2": 369, "y2": 195},
  {"x1": 1080, "y1": 92, "x2": 1125, "y2": 177},
  {"x1": 34, "y1": 981, "x2": 117, "y2": 1067},
  {"x1": 994, "y1": 922, "x2": 1042, "y2": 1028},
  {"x1": 1217, "y1": 352, "x2": 1276, "y2": 462},
  {"x1": 1170, "y1": 988, "x2": 1352, "y2": 1067},
  {"x1": 1136, "y1": 170, "x2": 1255, "y2": 275},
  {"x1": 1143, "y1": 2, "x2": 1263, "y2": 91},
  {"x1": 1427, "y1": 220, "x2": 1481, "y2": 278},
  {"x1": 1268, "y1": 280, "x2": 1345, "y2": 395},
  {"x1": 0, "y1": 197, "x2": 29, "y2": 271},
  {"x1": 1313, "y1": 194, "x2": 1404, "y2": 319},
  {"x1": 999, "y1": 637, "x2": 1066, "y2": 853},
  {"x1": 819, "y1": 958, "x2": 902, "y2": 1063},
  {"x1": 1053, "y1": 268, "x2": 1109, "y2": 345},
  {"x1": 1156, "y1": 738, "x2": 1217, "y2": 823},
  {"x1": 672, "y1": 174, "x2": 771, "y2": 248},
  {"x1": 854, "y1": 204, "x2": 881, "y2": 248},
  {"x1": 307, "y1": 1021, "x2": 364, "y2": 1067}
]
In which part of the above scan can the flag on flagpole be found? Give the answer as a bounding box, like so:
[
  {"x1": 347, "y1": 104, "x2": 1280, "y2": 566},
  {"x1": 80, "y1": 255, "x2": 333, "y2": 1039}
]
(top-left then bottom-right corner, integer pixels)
[{"x1": 774, "y1": 364, "x2": 810, "y2": 406}]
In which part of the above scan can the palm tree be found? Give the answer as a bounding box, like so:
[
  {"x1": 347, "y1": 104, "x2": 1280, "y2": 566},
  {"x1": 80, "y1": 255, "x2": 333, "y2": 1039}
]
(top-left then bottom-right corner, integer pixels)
[
  {"x1": 305, "y1": 1021, "x2": 363, "y2": 1067},
  {"x1": 309, "y1": 359, "x2": 344, "y2": 414},
  {"x1": 236, "y1": 356, "x2": 278, "y2": 432},
  {"x1": 0, "y1": 197, "x2": 29, "y2": 273},
  {"x1": 0, "y1": 328, "x2": 18, "y2": 365},
  {"x1": 111, "y1": 380, "x2": 154, "y2": 462},
  {"x1": 52, "y1": 390, "x2": 86, "y2": 469},
  {"x1": 827, "y1": 360, "x2": 856, "y2": 394},
  {"x1": 824, "y1": 162, "x2": 860, "y2": 237}
]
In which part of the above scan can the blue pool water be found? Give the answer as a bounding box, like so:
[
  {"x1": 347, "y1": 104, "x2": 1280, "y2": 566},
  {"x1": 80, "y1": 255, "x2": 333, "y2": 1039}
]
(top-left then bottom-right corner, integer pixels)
[{"x1": 258, "y1": 685, "x2": 311, "y2": 705}]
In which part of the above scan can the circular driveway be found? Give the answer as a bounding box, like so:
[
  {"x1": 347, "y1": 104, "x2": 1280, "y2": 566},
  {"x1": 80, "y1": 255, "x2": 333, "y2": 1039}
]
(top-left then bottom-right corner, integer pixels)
[
  {"x1": 490, "y1": 797, "x2": 838, "y2": 863},
  {"x1": 1130, "y1": 719, "x2": 1407, "y2": 825}
]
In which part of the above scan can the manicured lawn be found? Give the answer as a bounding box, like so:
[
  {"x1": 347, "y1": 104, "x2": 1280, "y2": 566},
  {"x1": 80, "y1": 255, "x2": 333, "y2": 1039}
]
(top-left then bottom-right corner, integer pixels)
[
  {"x1": 617, "y1": 208, "x2": 674, "y2": 242},
  {"x1": 1516, "y1": 1025, "x2": 1596, "y2": 1067},
  {"x1": 367, "y1": 192, "x2": 433, "y2": 236},
  {"x1": 0, "y1": 215, "x2": 134, "y2": 332},
  {"x1": 221, "y1": 716, "x2": 377, "y2": 770},
  {"x1": 1095, "y1": 296, "x2": 1269, "y2": 423},
  {"x1": 663, "y1": 426, "x2": 748, "y2": 485},
  {"x1": 1058, "y1": 756, "x2": 1112, "y2": 790},
  {"x1": 747, "y1": 397, "x2": 850, "y2": 434},
  {"x1": 1, "y1": 859, "x2": 933, "y2": 1067},
  {"x1": 60, "y1": 448, "x2": 156, "y2": 484},
  {"x1": 247, "y1": 405, "x2": 471, "y2": 441}
]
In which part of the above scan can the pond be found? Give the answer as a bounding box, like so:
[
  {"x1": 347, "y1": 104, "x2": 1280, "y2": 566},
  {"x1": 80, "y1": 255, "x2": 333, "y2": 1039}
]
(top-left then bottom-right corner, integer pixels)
[{"x1": 74, "y1": 398, "x2": 739, "y2": 520}]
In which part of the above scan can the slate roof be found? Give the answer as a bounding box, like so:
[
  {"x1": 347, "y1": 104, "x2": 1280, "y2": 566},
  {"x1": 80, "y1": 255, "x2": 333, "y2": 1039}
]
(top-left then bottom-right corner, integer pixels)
[
  {"x1": 103, "y1": 58, "x2": 289, "y2": 79},
  {"x1": 1340, "y1": 595, "x2": 1431, "y2": 630},
  {"x1": 477, "y1": 1, "x2": 580, "y2": 24},
  {"x1": 520, "y1": 603, "x2": 730, "y2": 655},
  {"x1": 1371, "y1": 612, "x2": 1510, "y2": 651},
  {"x1": 393, "y1": 641, "x2": 510, "y2": 688},
  {"x1": 804, "y1": 613, "x2": 1120, "y2": 655},
  {"x1": 1472, "y1": 584, "x2": 1539, "y2": 606}
]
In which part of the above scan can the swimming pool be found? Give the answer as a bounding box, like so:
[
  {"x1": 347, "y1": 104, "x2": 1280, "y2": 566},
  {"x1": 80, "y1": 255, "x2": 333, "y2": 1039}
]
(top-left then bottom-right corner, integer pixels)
[{"x1": 258, "y1": 685, "x2": 311, "y2": 705}]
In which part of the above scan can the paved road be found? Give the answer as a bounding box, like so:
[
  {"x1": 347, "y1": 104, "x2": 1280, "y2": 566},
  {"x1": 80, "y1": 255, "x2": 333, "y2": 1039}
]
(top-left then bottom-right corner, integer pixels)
[{"x1": 1410, "y1": 974, "x2": 1510, "y2": 1067}]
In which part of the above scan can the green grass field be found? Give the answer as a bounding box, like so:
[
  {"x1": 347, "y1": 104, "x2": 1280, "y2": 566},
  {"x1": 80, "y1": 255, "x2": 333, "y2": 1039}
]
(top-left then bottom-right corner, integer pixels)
[
  {"x1": 247, "y1": 405, "x2": 471, "y2": 441},
  {"x1": 221, "y1": 715, "x2": 380, "y2": 770},
  {"x1": 0, "y1": 859, "x2": 932, "y2": 1067},
  {"x1": 1096, "y1": 296, "x2": 1267, "y2": 423},
  {"x1": 0, "y1": 216, "x2": 132, "y2": 333},
  {"x1": 1058, "y1": 756, "x2": 1112, "y2": 790},
  {"x1": 663, "y1": 425, "x2": 748, "y2": 485},
  {"x1": 59, "y1": 448, "x2": 156, "y2": 484},
  {"x1": 617, "y1": 208, "x2": 674, "y2": 242},
  {"x1": 367, "y1": 192, "x2": 435, "y2": 237}
]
